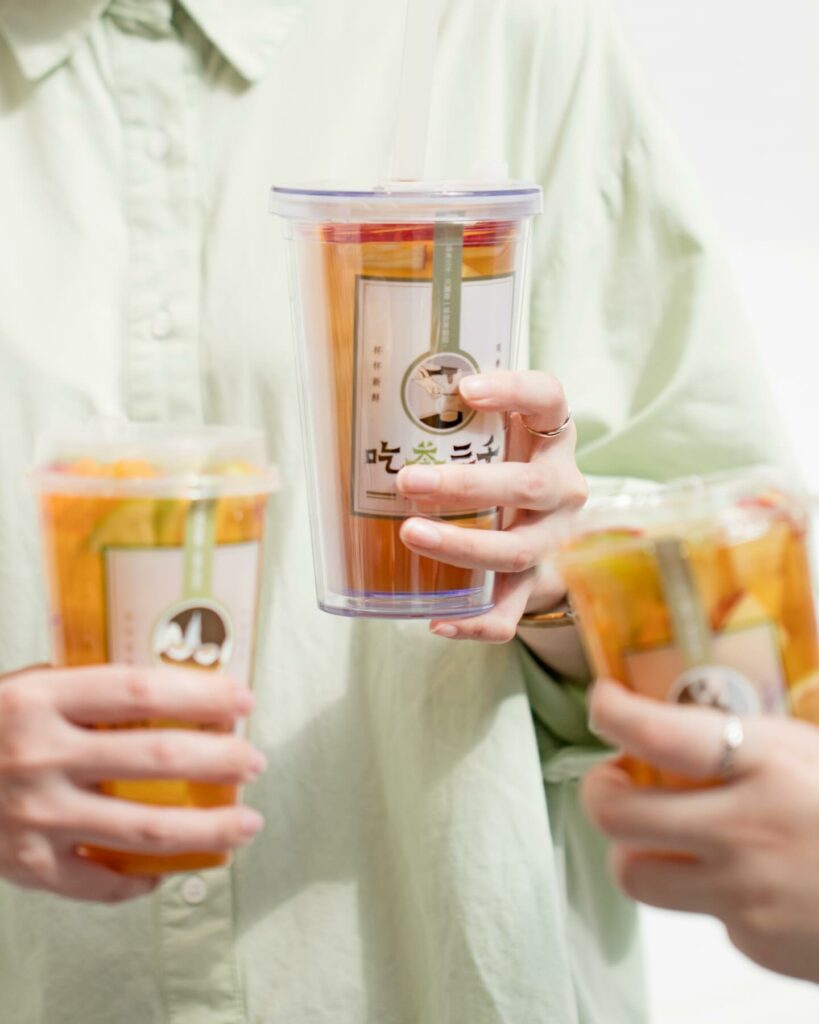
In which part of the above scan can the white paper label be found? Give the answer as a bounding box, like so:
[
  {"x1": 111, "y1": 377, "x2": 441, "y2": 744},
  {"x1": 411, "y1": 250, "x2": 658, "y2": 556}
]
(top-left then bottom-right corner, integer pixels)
[
  {"x1": 104, "y1": 541, "x2": 261, "y2": 687},
  {"x1": 351, "y1": 273, "x2": 515, "y2": 518},
  {"x1": 624, "y1": 621, "x2": 787, "y2": 715}
]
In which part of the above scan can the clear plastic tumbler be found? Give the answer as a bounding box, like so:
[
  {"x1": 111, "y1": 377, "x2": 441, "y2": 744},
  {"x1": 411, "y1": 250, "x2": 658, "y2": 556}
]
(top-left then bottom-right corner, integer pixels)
[
  {"x1": 271, "y1": 181, "x2": 542, "y2": 618},
  {"x1": 556, "y1": 470, "x2": 819, "y2": 786},
  {"x1": 32, "y1": 421, "x2": 278, "y2": 874}
]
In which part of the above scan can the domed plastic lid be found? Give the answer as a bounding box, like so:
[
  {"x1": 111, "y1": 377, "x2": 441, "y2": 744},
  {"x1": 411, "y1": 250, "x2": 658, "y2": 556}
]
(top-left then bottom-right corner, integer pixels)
[
  {"x1": 270, "y1": 179, "x2": 543, "y2": 224},
  {"x1": 556, "y1": 467, "x2": 804, "y2": 556},
  {"x1": 31, "y1": 420, "x2": 279, "y2": 499}
]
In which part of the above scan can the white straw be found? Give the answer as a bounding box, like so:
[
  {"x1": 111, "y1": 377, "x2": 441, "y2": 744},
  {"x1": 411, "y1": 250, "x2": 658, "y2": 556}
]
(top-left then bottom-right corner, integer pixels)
[{"x1": 391, "y1": 0, "x2": 442, "y2": 181}]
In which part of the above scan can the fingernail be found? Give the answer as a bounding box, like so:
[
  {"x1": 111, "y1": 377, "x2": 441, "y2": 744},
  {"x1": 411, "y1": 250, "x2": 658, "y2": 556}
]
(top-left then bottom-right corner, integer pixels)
[
  {"x1": 588, "y1": 708, "x2": 614, "y2": 743},
  {"x1": 248, "y1": 749, "x2": 267, "y2": 775},
  {"x1": 238, "y1": 808, "x2": 265, "y2": 837},
  {"x1": 403, "y1": 518, "x2": 441, "y2": 548},
  {"x1": 400, "y1": 467, "x2": 440, "y2": 493},
  {"x1": 432, "y1": 623, "x2": 459, "y2": 639},
  {"x1": 232, "y1": 684, "x2": 254, "y2": 715},
  {"x1": 459, "y1": 376, "x2": 491, "y2": 400}
]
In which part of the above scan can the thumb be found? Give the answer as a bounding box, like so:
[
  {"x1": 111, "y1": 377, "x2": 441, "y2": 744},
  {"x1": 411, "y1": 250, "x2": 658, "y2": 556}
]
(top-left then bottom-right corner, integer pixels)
[{"x1": 589, "y1": 679, "x2": 757, "y2": 780}]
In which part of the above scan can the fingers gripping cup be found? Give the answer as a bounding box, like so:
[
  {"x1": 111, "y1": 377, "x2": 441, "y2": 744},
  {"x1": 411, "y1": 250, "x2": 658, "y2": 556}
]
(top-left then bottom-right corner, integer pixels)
[
  {"x1": 32, "y1": 422, "x2": 278, "y2": 875},
  {"x1": 555, "y1": 470, "x2": 819, "y2": 787},
  {"x1": 271, "y1": 182, "x2": 542, "y2": 618}
]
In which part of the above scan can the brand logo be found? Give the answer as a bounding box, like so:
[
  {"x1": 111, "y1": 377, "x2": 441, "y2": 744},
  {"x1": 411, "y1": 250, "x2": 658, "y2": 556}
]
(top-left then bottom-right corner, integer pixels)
[
  {"x1": 667, "y1": 665, "x2": 761, "y2": 715},
  {"x1": 401, "y1": 351, "x2": 480, "y2": 435},
  {"x1": 152, "y1": 599, "x2": 234, "y2": 672}
]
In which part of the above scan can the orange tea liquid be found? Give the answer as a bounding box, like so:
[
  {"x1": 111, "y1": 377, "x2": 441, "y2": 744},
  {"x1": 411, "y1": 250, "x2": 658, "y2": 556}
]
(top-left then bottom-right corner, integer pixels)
[
  {"x1": 303, "y1": 221, "x2": 518, "y2": 607},
  {"x1": 39, "y1": 461, "x2": 268, "y2": 874}
]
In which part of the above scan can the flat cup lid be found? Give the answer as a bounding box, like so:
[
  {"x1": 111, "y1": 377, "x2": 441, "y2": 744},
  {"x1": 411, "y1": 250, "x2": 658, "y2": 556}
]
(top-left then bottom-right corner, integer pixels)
[{"x1": 270, "y1": 180, "x2": 543, "y2": 223}]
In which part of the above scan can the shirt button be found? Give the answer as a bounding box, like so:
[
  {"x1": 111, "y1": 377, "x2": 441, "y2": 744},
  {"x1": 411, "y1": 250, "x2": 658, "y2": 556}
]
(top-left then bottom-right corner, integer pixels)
[
  {"x1": 181, "y1": 875, "x2": 208, "y2": 906},
  {"x1": 147, "y1": 128, "x2": 171, "y2": 160},
  {"x1": 151, "y1": 308, "x2": 173, "y2": 339}
]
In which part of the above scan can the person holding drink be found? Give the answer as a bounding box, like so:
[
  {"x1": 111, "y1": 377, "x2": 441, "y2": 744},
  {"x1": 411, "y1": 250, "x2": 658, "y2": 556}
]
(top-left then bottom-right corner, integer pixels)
[
  {"x1": 582, "y1": 681, "x2": 819, "y2": 985},
  {"x1": 556, "y1": 474, "x2": 819, "y2": 985},
  {"x1": 0, "y1": 1, "x2": 792, "y2": 1022}
]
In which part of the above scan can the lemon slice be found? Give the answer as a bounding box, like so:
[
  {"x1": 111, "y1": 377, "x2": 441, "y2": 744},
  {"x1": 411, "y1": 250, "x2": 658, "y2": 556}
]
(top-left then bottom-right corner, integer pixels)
[
  {"x1": 89, "y1": 499, "x2": 157, "y2": 549},
  {"x1": 722, "y1": 593, "x2": 770, "y2": 631},
  {"x1": 155, "y1": 499, "x2": 189, "y2": 545}
]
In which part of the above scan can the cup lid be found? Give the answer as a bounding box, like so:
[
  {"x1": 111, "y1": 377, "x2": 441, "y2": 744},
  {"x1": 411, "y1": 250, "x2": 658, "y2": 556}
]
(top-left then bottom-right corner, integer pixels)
[
  {"x1": 270, "y1": 179, "x2": 543, "y2": 223},
  {"x1": 556, "y1": 467, "x2": 803, "y2": 555},
  {"x1": 31, "y1": 420, "x2": 280, "y2": 499}
]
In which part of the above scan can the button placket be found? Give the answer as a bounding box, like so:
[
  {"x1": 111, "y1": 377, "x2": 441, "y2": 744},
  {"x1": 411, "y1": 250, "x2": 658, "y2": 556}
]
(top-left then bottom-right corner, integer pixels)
[
  {"x1": 106, "y1": 10, "x2": 242, "y2": 1021},
  {"x1": 108, "y1": 9, "x2": 203, "y2": 424},
  {"x1": 157, "y1": 868, "x2": 247, "y2": 1023}
]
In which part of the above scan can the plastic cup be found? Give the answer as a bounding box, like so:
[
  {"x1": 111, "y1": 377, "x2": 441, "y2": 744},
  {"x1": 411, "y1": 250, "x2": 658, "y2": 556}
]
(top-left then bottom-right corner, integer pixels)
[
  {"x1": 31, "y1": 421, "x2": 278, "y2": 875},
  {"x1": 555, "y1": 470, "x2": 819, "y2": 786},
  {"x1": 271, "y1": 181, "x2": 542, "y2": 619}
]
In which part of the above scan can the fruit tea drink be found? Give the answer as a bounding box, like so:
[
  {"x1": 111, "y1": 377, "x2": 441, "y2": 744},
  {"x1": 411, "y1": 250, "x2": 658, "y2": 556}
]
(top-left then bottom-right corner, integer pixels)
[
  {"x1": 557, "y1": 472, "x2": 819, "y2": 787},
  {"x1": 32, "y1": 423, "x2": 277, "y2": 874},
  {"x1": 272, "y1": 183, "x2": 542, "y2": 618}
]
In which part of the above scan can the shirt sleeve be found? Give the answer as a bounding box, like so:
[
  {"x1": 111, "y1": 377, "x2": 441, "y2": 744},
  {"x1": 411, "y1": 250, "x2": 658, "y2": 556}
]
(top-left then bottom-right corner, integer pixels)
[{"x1": 519, "y1": 0, "x2": 793, "y2": 781}]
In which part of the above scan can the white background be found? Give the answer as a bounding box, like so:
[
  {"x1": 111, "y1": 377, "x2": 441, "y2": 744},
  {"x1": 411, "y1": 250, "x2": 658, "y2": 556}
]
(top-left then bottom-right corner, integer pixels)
[{"x1": 613, "y1": 2, "x2": 819, "y2": 1020}]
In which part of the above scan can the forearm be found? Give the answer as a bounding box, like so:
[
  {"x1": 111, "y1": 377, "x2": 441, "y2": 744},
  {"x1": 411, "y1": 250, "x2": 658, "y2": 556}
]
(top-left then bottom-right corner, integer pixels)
[{"x1": 516, "y1": 619, "x2": 591, "y2": 683}]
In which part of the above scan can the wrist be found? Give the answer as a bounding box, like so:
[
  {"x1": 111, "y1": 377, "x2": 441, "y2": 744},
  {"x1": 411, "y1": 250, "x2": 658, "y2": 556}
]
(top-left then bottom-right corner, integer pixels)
[{"x1": 517, "y1": 596, "x2": 589, "y2": 682}]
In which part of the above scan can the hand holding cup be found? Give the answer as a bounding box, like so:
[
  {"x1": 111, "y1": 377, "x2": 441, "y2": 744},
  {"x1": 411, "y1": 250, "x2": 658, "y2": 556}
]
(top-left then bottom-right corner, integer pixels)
[
  {"x1": 0, "y1": 665, "x2": 266, "y2": 902},
  {"x1": 398, "y1": 369, "x2": 587, "y2": 642}
]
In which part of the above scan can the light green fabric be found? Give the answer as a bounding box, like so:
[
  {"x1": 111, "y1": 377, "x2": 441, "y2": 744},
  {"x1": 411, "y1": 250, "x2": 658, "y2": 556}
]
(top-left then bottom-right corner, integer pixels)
[{"x1": 0, "y1": 1, "x2": 789, "y2": 1022}]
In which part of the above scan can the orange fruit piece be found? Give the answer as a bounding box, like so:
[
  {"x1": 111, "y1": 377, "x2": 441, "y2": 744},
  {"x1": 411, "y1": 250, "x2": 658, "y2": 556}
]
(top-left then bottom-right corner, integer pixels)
[{"x1": 790, "y1": 673, "x2": 819, "y2": 725}]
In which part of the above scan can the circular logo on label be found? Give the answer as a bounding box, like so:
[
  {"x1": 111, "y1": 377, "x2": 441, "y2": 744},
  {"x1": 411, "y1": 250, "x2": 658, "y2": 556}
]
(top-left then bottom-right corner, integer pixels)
[
  {"x1": 667, "y1": 665, "x2": 761, "y2": 715},
  {"x1": 401, "y1": 351, "x2": 480, "y2": 434},
  {"x1": 152, "y1": 599, "x2": 234, "y2": 673}
]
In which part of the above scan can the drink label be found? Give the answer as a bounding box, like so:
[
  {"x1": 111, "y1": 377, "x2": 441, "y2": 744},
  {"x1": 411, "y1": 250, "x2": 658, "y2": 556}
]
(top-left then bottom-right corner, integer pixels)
[
  {"x1": 632, "y1": 537, "x2": 789, "y2": 714},
  {"x1": 624, "y1": 621, "x2": 788, "y2": 715},
  {"x1": 103, "y1": 502, "x2": 261, "y2": 686},
  {"x1": 351, "y1": 224, "x2": 516, "y2": 519}
]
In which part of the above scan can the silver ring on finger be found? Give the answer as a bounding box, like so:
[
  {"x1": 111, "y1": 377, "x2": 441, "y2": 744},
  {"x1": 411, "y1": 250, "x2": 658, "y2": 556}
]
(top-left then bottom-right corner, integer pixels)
[
  {"x1": 717, "y1": 715, "x2": 744, "y2": 779},
  {"x1": 522, "y1": 408, "x2": 572, "y2": 440}
]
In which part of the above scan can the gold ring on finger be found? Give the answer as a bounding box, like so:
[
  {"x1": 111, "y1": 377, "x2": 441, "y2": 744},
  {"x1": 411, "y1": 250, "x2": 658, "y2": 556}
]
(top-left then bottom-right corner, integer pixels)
[{"x1": 522, "y1": 408, "x2": 572, "y2": 440}]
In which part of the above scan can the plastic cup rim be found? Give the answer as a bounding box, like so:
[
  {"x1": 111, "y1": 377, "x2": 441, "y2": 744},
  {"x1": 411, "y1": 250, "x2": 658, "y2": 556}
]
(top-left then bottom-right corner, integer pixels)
[
  {"x1": 271, "y1": 179, "x2": 542, "y2": 200},
  {"x1": 552, "y1": 464, "x2": 805, "y2": 556},
  {"x1": 29, "y1": 465, "x2": 281, "y2": 499},
  {"x1": 269, "y1": 179, "x2": 544, "y2": 222}
]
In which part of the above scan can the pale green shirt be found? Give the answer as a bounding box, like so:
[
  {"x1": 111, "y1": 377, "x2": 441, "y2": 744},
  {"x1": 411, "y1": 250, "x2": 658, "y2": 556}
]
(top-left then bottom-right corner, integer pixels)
[{"x1": 0, "y1": 1, "x2": 787, "y2": 1022}]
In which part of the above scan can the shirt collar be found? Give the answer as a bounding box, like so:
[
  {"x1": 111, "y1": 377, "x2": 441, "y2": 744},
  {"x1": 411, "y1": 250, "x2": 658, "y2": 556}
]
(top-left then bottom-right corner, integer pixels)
[
  {"x1": 182, "y1": 0, "x2": 309, "y2": 82},
  {"x1": 0, "y1": 0, "x2": 307, "y2": 83}
]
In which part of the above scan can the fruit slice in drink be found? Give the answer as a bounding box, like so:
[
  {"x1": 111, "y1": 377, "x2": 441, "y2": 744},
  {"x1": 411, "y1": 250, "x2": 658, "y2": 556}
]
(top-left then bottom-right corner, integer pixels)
[
  {"x1": 33, "y1": 426, "x2": 276, "y2": 874},
  {"x1": 557, "y1": 475, "x2": 819, "y2": 786}
]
